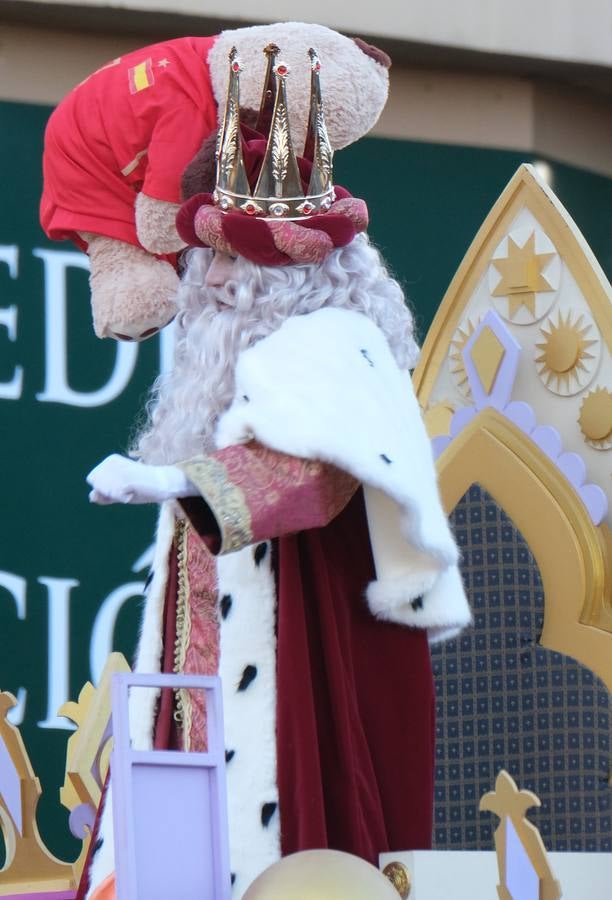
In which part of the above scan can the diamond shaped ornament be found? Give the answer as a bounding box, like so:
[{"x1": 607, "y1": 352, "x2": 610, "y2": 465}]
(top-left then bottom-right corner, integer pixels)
[
  {"x1": 463, "y1": 310, "x2": 522, "y2": 410},
  {"x1": 471, "y1": 326, "x2": 506, "y2": 395}
]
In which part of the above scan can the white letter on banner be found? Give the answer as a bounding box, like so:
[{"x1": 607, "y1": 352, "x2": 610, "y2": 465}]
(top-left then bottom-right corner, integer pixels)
[
  {"x1": 33, "y1": 248, "x2": 138, "y2": 407},
  {"x1": 37, "y1": 576, "x2": 78, "y2": 730},
  {"x1": 0, "y1": 245, "x2": 23, "y2": 400},
  {"x1": 90, "y1": 582, "x2": 144, "y2": 683},
  {"x1": 0, "y1": 571, "x2": 27, "y2": 725}
]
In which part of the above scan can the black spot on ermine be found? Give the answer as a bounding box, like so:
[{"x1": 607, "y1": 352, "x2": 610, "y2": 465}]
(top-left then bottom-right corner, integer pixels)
[
  {"x1": 220, "y1": 594, "x2": 233, "y2": 619},
  {"x1": 261, "y1": 802, "x2": 277, "y2": 827},
  {"x1": 380, "y1": 453, "x2": 392, "y2": 464},
  {"x1": 360, "y1": 348, "x2": 375, "y2": 367},
  {"x1": 237, "y1": 665, "x2": 257, "y2": 691},
  {"x1": 411, "y1": 596, "x2": 424, "y2": 611},
  {"x1": 254, "y1": 543, "x2": 268, "y2": 566},
  {"x1": 225, "y1": 749, "x2": 235, "y2": 763}
]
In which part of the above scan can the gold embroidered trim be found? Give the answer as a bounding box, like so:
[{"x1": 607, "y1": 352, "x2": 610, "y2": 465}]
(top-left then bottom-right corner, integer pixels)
[
  {"x1": 173, "y1": 517, "x2": 192, "y2": 749},
  {"x1": 177, "y1": 455, "x2": 253, "y2": 553}
]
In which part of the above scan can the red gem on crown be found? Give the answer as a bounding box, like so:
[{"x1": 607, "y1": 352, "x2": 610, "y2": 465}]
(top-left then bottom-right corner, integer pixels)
[
  {"x1": 232, "y1": 61, "x2": 242, "y2": 73},
  {"x1": 275, "y1": 63, "x2": 289, "y2": 77}
]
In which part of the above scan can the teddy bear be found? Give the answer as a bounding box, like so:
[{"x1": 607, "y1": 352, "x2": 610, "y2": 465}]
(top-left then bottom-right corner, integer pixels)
[{"x1": 40, "y1": 22, "x2": 391, "y2": 341}]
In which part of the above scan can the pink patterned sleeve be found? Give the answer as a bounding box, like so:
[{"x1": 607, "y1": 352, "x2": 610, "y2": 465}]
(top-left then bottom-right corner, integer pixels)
[{"x1": 177, "y1": 441, "x2": 358, "y2": 554}]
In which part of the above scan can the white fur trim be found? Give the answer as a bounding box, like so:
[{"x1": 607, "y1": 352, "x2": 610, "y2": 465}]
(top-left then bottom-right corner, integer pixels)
[
  {"x1": 89, "y1": 513, "x2": 279, "y2": 898},
  {"x1": 367, "y1": 564, "x2": 472, "y2": 638},
  {"x1": 216, "y1": 308, "x2": 470, "y2": 638},
  {"x1": 86, "y1": 784, "x2": 113, "y2": 899},
  {"x1": 209, "y1": 23, "x2": 388, "y2": 151},
  {"x1": 217, "y1": 543, "x2": 280, "y2": 897}
]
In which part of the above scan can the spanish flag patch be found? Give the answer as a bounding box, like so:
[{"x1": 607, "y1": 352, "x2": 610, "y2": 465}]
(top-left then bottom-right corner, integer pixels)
[{"x1": 128, "y1": 58, "x2": 155, "y2": 94}]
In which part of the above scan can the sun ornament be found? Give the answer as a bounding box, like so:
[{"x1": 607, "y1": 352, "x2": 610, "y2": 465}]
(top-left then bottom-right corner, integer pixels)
[
  {"x1": 579, "y1": 387, "x2": 612, "y2": 450},
  {"x1": 535, "y1": 309, "x2": 600, "y2": 396},
  {"x1": 449, "y1": 317, "x2": 478, "y2": 398},
  {"x1": 488, "y1": 227, "x2": 560, "y2": 325}
]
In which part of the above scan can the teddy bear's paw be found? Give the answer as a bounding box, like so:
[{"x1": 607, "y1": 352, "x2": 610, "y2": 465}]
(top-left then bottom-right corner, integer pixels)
[
  {"x1": 99, "y1": 268, "x2": 179, "y2": 341},
  {"x1": 135, "y1": 193, "x2": 187, "y2": 254},
  {"x1": 87, "y1": 235, "x2": 179, "y2": 341}
]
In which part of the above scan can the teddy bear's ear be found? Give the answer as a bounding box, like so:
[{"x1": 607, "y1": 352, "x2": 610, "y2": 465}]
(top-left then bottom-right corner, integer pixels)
[
  {"x1": 352, "y1": 37, "x2": 392, "y2": 70},
  {"x1": 207, "y1": 22, "x2": 389, "y2": 153}
]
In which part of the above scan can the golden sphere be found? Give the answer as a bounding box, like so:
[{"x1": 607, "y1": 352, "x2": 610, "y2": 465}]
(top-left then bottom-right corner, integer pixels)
[
  {"x1": 243, "y1": 850, "x2": 401, "y2": 900},
  {"x1": 383, "y1": 861, "x2": 411, "y2": 898}
]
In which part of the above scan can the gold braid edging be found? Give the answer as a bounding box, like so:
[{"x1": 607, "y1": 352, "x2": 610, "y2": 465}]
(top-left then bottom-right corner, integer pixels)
[
  {"x1": 177, "y1": 455, "x2": 252, "y2": 553},
  {"x1": 173, "y1": 517, "x2": 192, "y2": 750}
]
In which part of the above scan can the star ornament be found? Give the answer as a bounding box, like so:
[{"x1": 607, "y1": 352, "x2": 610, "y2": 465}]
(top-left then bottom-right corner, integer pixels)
[
  {"x1": 491, "y1": 232, "x2": 555, "y2": 319},
  {"x1": 157, "y1": 58, "x2": 170, "y2": 68}
]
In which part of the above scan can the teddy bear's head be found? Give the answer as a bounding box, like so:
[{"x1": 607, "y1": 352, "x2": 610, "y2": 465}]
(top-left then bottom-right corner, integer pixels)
[
  {"x1": 92, "y1": 23, "x2": 391, "y2": 343},
  {"x1": 208, "y1": 22, "x2": 390, "y2": 153}
]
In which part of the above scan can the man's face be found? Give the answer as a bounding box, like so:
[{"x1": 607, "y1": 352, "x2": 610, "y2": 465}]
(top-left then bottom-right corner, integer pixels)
[{"x1": 204, "y1": 251, "x2": 240, "y2": 307}]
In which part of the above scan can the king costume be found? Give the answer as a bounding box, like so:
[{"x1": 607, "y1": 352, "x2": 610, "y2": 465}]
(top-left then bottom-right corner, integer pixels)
[
  {"x1": 83, "y1": 38, "x2": 471, "y2": 900},
  {"x1": 125, "y1": 308, "x2": 471, "y2": 896}
]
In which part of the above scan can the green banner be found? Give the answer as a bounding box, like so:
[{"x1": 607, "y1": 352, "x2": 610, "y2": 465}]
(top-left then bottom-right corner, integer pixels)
[{"x1": 1, "y1": 97, "x2": 610, "y2": 863}]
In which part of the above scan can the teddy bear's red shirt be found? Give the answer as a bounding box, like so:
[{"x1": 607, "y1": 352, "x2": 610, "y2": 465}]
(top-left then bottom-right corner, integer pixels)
[{"x1": 40, "y1": 36, "x2": 218, "y2": 253}]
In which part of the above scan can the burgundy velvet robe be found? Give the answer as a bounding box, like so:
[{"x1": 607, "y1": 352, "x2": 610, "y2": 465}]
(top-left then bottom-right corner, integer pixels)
[{"x1": 171, "y1": 442, "x2": 436, "y2": 861}]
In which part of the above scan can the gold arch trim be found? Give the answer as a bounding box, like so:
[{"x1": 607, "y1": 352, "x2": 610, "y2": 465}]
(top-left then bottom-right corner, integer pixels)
[
  {"x1": 414, "y1": 163, "x2": 612, "y2": 409},
  {"x1": 436, "y1": 408, "x2": 612, "y2": 692}
]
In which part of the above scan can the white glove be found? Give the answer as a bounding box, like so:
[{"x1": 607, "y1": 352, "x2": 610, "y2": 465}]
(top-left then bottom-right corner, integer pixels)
[{"x1": 86, "y1": 454, "x2": 197, "y2": 505}]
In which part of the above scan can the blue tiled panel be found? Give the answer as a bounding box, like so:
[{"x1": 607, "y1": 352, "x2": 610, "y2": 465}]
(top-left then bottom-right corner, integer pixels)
[{"x1": 431, "y1": 483, "x2": 611, "y2": 851}]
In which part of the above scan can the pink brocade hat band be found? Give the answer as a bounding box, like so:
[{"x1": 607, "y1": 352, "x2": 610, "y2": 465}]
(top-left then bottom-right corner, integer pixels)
[{"x1": 176, "y1": 189, "x2": 369, "y2": 266}]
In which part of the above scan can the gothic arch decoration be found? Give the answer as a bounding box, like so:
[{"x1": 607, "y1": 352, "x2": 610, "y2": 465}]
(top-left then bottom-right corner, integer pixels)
[
  {"x1": 437, "y1": 406, "x2": 610, "y2": 691},
  {"x1": 431, "y1": 480, "x2": 610, "y2": 852},
  {"x1": 413, "y1": 163, "x2": 612, "y2": 690}
]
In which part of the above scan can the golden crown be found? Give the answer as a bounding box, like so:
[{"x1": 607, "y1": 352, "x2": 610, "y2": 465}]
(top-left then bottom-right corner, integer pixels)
[{"x1": 214, "y1": 44, "x2": 335, "y2": 221}]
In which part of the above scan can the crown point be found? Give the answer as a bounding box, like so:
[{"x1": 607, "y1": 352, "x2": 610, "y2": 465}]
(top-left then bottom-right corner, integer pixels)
[{"x1": 308, "y1": 48, "x2": 321, "y2": 71}]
